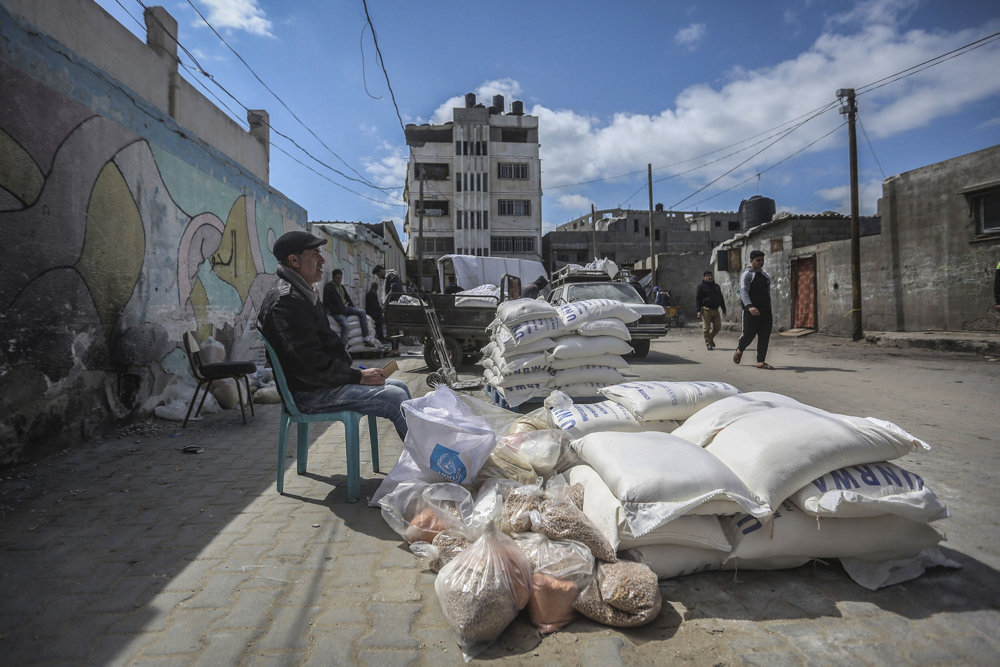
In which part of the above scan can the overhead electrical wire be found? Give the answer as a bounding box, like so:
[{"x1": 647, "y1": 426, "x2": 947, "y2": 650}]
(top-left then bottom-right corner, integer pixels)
[{"x1": 181, "y1": 0, "x2": 384, "y2": 191}]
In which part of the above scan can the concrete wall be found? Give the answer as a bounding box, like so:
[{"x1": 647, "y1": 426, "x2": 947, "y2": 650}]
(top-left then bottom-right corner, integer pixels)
[
  {"x1": 2, "y1": 0, "x2": 269, "y2": 182},
  {"x1": 876, "y1": 145, "x2": 1000, "y2": 331},
  {"x1": 0, "y1": 2, "x2": 305, "y2": 464}
]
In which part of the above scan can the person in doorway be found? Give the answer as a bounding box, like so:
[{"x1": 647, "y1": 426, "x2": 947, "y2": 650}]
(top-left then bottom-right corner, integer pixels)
[
  {"x1": 696, "y1": 270, "x2": 727, "y2": 350},
  {"x1": 365, "y1": 281, "x2": 387, "y2": 343},
  {"x1": 733, "y1": 249, "x2": 774, "y2": 369},
  {"x1": 323, "y1": 269, "x2": 376, "y2": 346},
  {"x1": 522, "y1": 275, "x2": 549, "y2": 299},
  {"x1": 257, "y1": 231, "x2": 411, "y2": 439},
  {"x1": 444, "y1": 275, "x2": 464, "y2": 294}
]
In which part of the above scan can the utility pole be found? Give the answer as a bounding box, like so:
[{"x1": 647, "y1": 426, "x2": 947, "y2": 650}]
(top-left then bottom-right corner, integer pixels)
[
  {"x1": 648, "y1": 164, "x2": 655, "y2": 287},
  {"x1": 417, "y1": 168, "x2": 425, "y2": 291},
  {"x1": 591, "y1": 203, "x2": 598, "y2": 261},
  {"x1": 838, "y1": 88, "x2": 863, "y2": 341}
]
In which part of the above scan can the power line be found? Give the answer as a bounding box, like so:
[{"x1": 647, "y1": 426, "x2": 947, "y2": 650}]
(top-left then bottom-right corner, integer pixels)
[
  {"x1": 856, "y1": 111, "x2": 885, "y2": 179},
  {"x1": 361, "y1": 0, "x2": 405, "y2": 134},
  {"x1": 181, "y1": 0, "x2": 388, "y2": 191}
]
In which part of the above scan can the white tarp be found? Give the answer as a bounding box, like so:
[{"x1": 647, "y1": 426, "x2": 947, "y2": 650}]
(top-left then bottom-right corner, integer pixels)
[{"x1": 438, "y1": 255, "x2": 547, "y2": 292}]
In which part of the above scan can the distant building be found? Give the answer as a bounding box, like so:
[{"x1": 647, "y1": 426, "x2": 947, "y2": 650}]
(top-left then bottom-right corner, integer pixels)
[
  {"x1": 404, "y1": 93, "x2": 541, "y2": 289},
  {"x1": 544, "y1": 206, "x2": 697, "y2": 272}
]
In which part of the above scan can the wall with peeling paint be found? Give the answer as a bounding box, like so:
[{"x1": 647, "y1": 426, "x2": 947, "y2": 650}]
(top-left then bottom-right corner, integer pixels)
[{"x1": 0, "y1": 3, "x2": 305, "y2": 463}]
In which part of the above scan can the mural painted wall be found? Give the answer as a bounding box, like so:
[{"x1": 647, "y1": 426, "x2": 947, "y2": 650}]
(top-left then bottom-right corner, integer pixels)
[{"x1": 0, "y1": 16, "x2": 305, "y2": 464}]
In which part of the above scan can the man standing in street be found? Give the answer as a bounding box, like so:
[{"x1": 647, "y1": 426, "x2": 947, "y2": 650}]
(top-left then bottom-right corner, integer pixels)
[
  {"x1": 733, "y1": 249, "x2": 775, "y2": 369},
  {"x1": 696, "y1": 270, "x2": 726, "y2": 350},
  {"x1": 258, "y1": 232, "x2": 411, "y2": 439}
]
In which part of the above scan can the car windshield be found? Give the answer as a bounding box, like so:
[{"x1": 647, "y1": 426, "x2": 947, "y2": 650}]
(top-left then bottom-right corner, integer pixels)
[{"x1": 565, "y1": 282, "x2": 644, "y2": 304}]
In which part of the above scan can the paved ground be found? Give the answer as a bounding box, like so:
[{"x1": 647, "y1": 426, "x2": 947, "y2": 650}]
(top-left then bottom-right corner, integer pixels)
[{"x1": 1, "y1": 327, "x2": 998, "y2": 665}]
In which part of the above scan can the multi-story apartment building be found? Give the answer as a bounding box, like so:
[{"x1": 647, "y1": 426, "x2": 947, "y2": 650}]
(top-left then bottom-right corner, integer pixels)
[{"x1": 403, "y1": 93, "x2": 541, "y2": 288}]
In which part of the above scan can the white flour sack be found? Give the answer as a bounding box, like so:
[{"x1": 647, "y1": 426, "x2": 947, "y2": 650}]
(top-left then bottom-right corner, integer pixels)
[
  {"x1": 788, "y1": 461, "x2": 949, "y2": 523},
  {"x1": 576, "y1": 318, "x2": 632, "y2": 340},
  {"x1": 622, "y1": 545, "x2": 727, "y2": 581},
  {"x1": 490, "y1": 348, "x2": 548, "y2": 374},
  {"x1": 553, "y1": 383, "x2": 607, "y2": 398},
  {"x1": 549, "y1": 400, "x2": 677, "y2": 439},
  {"x1": 721, "y1": 501, "x2": 944, "y2": 566},
  {"x1": 495, "y1": 317, "x2": 563, "y2": 348},
  {"x1": 552, "y1": 366, "x2": 625, "y2": 388},
  {"x1": 496, "y1": 298, "x2": 559, "y2": 326},
  {"x1": 705, "y1": 406, "x2": 931, "y2": 514},
  {"x1": 599, "y1": 381, "x2": 742, "y2": 422},
  {"x1": 548, "y1": 335, "x2": 633, "y2": 360},
  {"x1": 573, "y1": 431, "x2": 769, "y2": 537},
  {"x1": 564, "y1": 465, "x2": 732, "y2": 553},
  {"x1": 549, "y1": 354, "x2": 629, "y2": 370},
  {"x1": 671, "y1": 391, "x2": 811, "y2": 447},
  {"x1": 555, "y1": 299, "x2": 640, "y2": 329}
]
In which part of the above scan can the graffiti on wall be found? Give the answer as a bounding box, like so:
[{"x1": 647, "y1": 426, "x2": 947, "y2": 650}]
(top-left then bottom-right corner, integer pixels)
[{"x1": 0, "y1": 59, "x2": 296, "y2": 458}]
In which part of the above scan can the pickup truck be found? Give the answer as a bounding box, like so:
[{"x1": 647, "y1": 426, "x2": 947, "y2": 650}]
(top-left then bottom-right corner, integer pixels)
[{"x1": 546, "y1": 267, "x2": 669, "y2": 357}]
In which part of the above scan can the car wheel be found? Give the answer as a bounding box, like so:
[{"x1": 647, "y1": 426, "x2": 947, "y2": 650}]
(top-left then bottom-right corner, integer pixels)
[{"x1": 631, "y1": 339, "x2": 651, "y2": 357}]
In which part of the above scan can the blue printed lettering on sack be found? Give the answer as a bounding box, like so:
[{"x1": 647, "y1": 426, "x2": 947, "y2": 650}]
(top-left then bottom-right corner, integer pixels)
[{"x1": 429, "y1": 443, "x2": 468, "y2": 483}]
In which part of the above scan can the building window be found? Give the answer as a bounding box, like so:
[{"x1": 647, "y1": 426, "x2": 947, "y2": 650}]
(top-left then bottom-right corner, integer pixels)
[
  {"x1": 501, "y1": 128, "x2": 529, "y2": 143},
  {"x1": 970, "y1": 188, "x2": 1000, "y2": 234},
  {"x1": 498, "y1": 162, "x2": 529, "y2": 179},
  {"x1": 491, "y1": 236, "x2": 537, "y2": 253},
  {"x1": 715, "y1": 220, "x2": 722, "y2": 228},
  {"x1": 770, "y1": 238, "x2": 784, "y2": 253},
  {"x1": 483, "y1": 211, "x2": 488, "y2": 229},
  {"x1": 729, "y1": 220, "x2": 740, "y2": 231},
  {"x1": 416, "y1": 200, "x2": 449, "y2": 216},
  {"x1": 456, "y1": 140, "x2": 487, "y2": 156},
  {"x1": 415, "y1": 163, "x2": 448, "y2": 180},
  {"x1": 655, "y1": 229, "x2": 660, "y2": 241},
  {"x1": 419, "y1": 237, "x2": 455, "y2": 254},
  {"x1": 633, "y1": 220, "x2": 639, "y2": 234},
  {"x1": 498, "y1": 199, "x2": 531, "y2": 216}
]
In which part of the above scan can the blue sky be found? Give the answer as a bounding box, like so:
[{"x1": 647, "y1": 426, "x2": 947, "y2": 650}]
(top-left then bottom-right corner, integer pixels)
[{"x1": 93, "y1": 0, "x2": 1000, "y2": 239}]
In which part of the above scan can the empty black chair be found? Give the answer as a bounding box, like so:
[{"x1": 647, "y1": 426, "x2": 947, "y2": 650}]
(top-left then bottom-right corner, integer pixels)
[{"x1": 182, "y1": 331, "x2": 256, "y2": 427}]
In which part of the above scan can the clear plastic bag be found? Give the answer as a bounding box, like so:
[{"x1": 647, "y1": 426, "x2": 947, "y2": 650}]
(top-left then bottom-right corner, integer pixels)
[
  {"x1": 435, "y1": 522, "x2": 534, "y2": 661},
  {"x1": 527, "y1": 480, "x2": 616, "y2": 562},
  {"x1": 378, "y1": 481, "x2": 473, "y2": 544},
  {"x1": 515, "y1": 533, "x2": 595, "y2": 634},
  {"x1": 573, "y1": 560, "x2": 662, "y2": 628}
]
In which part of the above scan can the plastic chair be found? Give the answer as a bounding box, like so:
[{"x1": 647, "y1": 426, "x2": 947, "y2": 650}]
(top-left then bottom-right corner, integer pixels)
[
  {"x1": 182, "y1": 332, "x2": 256, "y2": 428},
  {"x1": 256, "y1": 330, "x2": 379, "y2": 502}
]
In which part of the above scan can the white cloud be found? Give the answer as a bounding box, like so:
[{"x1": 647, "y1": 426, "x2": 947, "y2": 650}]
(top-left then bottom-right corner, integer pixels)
[
  {"x1": 816, "y1": 178, "x2": 883, "y2": 215},
  {"x1": 674, "y1": 23, "x2": 707, "y2": 50},
  {"x1": 519, "y1": 10, "x2": 1000, "y2": 206},
  {"x1": 429, "y1": 79, "x2": 523, "y2": 124},
  {"x1": 198, "y1": 0, "x2": 273, "y2": 37},
  {"x1": 554, "y1": 193, "x2": 594, "y2": 211}
]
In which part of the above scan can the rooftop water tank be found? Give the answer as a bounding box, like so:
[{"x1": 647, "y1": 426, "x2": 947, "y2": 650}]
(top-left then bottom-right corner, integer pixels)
[{"x1": 738, "y1": 195, "x2": 776, "y2": 230}]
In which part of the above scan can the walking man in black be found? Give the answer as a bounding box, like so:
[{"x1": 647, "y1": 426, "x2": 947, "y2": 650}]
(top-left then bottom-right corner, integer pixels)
[
  {"x1": 695, "y1": 270, "x2": 726, "y2": 350},
  {"x1": 733, "y1": 250, "x2": 774, "y2": 369}
]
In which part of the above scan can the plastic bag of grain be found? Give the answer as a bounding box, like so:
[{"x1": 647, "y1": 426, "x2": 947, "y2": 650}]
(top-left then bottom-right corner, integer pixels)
[
  {"x1": 410, "y1": 529, "x2": 473, "y2": 573},
  {"x1": 378, "y1": 480, "x2": 474, "y2": 544},
  {"x1": 435, "y1": 522, "x2": 533, "y2": 661},
  {"x1": 526, "y1": 484, "x2": 617, "y2": 563},
  {"x1": 599, "y1": 381, "x2": 742, "y2": 422},
  {"x1": 515, "y1": 533, "x2": 595, "y2": 634},
  {"x1": 573, "y1": 560, "x2": 662, "y2": 628}
]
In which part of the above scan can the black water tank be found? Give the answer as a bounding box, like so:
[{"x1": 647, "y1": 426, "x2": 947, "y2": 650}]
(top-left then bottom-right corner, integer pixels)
[
  {"x1": 465, "y1": 92, "x2": 476, "y2": 108},
  {"x1": 492, "y1": 94, "x2": 505, "y2": 112},
  {"x1": 738, "y1": 195, "x2": 775, "y2": 230},
  {"x1": 511, "y1": 100, "x2": 524, "y2": 116}
]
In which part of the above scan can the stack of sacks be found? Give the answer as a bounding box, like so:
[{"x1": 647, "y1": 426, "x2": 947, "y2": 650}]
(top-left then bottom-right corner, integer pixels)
[
  {"x1": 481, "y1": 299, "x2": 563, "y2": 407},
  {"x1": 566, "y1": 431, "x2": 770, "y2": 573},
  {"x1": 619, "y1": 391, "x2": 954, "y2": 589},
  {"x1": 547, "y1": 299, "x2": 639, "y2": 397},
  {"x1": 328, "y1": 313, "x2": 380, "y2": 353}
]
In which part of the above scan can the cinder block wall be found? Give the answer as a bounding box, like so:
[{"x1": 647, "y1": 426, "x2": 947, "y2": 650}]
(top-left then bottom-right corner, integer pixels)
[{"x1": 0, "y1": 2, "x2": 306, "y2": 464}]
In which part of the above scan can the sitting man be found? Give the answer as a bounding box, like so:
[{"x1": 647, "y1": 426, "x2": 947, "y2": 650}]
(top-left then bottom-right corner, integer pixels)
[
  {"x1": 258, "y1": 231, "x2": 411, "y2": 439},
  {"x1": 323, "y1": 268, "x2": 376, "y2": 346},
  {"x1": 443, "y1": 275, "x2": 464, "y2": 294}
]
